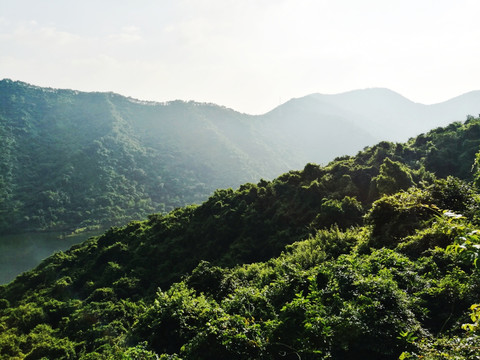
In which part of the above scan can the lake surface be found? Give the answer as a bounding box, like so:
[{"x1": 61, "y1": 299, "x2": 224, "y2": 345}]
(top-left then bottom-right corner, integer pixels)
[{"x1": 0, "y1": 230, "x2": 104, "y2": 284}]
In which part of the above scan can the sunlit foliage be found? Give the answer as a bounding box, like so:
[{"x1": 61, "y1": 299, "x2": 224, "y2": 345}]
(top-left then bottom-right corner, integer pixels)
[{"x1": 1, "y1": 116, "x2": 480, "y2": 359}]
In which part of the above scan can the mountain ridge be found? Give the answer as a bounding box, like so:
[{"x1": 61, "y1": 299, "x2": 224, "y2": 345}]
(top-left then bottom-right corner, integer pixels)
[
  {"x1": 4, "y1": 78, "x2": 480, "y2": 116},
  {"x1": 289, "y1": 87, "x2": 480, "y2": 141},
  {"x1": 2, "y1": 79, "x2": 480, "y2": 235}
]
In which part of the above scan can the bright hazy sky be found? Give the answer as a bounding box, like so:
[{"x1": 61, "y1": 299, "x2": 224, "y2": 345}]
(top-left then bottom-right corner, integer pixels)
[{"x1": 1, "y1": 0, "x2": 479, "y2": 114}]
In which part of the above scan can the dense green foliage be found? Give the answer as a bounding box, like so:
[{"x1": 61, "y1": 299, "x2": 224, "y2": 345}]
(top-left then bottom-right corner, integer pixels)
[
  {"x1": 2, "y1": 80, "x2": 479, "y2": 236},
  {"x1": 1, "y1": 183, "x2": 480, "y2": 358},
  {"x1": 0, "y1": 80, "x2": 298, "y2": 234},
  {"x1": 2, "y1": 112, "x2": 480, "y2": 358}
]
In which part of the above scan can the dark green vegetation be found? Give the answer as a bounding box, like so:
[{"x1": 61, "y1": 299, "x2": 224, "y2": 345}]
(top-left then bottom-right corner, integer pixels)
[
  {"x1": 2, "y1": 80, "x2": 480, "y2": 236},
  {"x1": 1, "y1": 117, "x2": 480, "y2": 359}
]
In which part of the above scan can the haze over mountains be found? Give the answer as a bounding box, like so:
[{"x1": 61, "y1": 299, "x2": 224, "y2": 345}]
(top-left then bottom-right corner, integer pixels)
[
  {"x1": 275, "y1": 88, "x2": 480, "y2": 142},
  {"x1": 1, "y1": 79, "x2": 480, "y2": 234}
]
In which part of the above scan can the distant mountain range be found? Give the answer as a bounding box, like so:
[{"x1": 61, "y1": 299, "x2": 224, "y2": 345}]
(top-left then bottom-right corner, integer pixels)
[
  {"x1": 1, "y1": 79, "x2": 479, "y2": 233},
  {"x1": 289, "y1": 88, "x2": 480, "y2": 141}
]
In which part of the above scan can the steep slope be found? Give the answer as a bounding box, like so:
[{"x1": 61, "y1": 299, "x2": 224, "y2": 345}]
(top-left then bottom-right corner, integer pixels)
[
  {"x1": 1, "y1": 118, "x2": 480, "y2": 359},
  {"x1": 2, "y1": 80, "x2": 480, "y2": 235},
  {"x1": 4, "y1": 116, "x2": 480, "y2": 294},
  {"x1": 0, "y1": 80, "x2": 296, "y2": 234}
]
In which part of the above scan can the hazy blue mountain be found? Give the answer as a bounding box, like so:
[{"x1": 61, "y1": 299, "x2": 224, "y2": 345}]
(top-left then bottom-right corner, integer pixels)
[
  {"x1": 289, "y1": 88, "x2": 480, "y2": 143},
  {"x1": 260, "y1": 94, "x2": 379, "y2": 164}
]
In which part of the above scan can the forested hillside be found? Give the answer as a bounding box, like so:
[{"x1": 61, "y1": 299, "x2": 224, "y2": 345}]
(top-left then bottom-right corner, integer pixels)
[
  {"x1": 2, "y1": 80, "x2": 480, "y2": 235},
  {"x1": 0, "y1": 80, "x2": 293, "y2": 234},
  {"x1": 1, "y1": 117, "x2": 480, "y2": 359}
]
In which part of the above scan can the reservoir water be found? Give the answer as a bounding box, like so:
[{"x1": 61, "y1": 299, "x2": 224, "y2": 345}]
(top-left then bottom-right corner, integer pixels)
[{"x1": 0, "y1": 230, "x2": 104, "y2": 284}]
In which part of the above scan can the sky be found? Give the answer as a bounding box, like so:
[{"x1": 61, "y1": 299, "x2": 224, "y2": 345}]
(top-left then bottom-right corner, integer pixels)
[{"x1": 1, "y1": 0, "x2": 479, "y2": 114}]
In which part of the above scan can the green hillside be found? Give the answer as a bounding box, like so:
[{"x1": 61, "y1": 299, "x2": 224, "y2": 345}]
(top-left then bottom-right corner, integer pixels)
[
  {"x1": 0, "y1": 80, "x2": 295, "y2": 234},
  {"x1": 1, "y1": 117, "x2": 480, "y2": 359},
  {"x1": 3, "y1": 80, "x2": 479, "y2": 236}
]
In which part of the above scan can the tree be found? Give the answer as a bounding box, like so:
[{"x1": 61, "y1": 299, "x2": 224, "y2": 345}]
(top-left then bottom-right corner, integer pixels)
[{"x1": 373, "y1": 157, "x2": 414, "y2": 196}]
